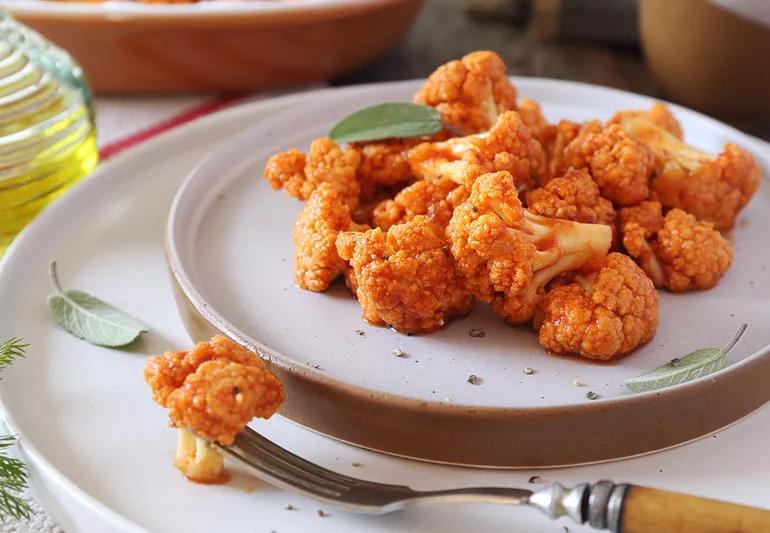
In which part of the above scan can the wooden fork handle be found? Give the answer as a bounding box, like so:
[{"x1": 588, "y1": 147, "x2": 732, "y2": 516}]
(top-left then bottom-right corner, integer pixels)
[{"x1": 620, "y1": 485, "x2": 770, "y2": 533}]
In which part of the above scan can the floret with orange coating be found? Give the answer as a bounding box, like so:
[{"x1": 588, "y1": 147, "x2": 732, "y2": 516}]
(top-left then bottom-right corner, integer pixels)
[
  {"x1": 526, "y1": 168, "x2": 616, "y2": 226},
  {"x1": 537, "y1": 253, "x2": 658, "y2": 360},
  {"x1": 372, "y1": 176, "x2": 462, "y2": 230},
  {"x1": 263, "y1": 137, "x2": 361, "y2": 208},
  {"x1": 447, "y1": 171, "x2": 612, "y2": 324},
  {"x1": 353, "y1": 138, "x2": 419, "y2": 191},
  {"x1": 620, "y1": 201, "x2": 732, "y2": 292},
  {"x1": 293, "y1": 183, "x2": 368, "y2": 292},
  {"x1": 517, "y1": 98, "x2": 549, "y2": 144},
  {"x1": 612, "y1": 109, "x2": 760, "y2": 230},
  {"x1": 414, "y1": 50, "x2": 517, "y2": 135},
  {"x1": 560, "y1": 123, "x2": 655, "y2": 205},
  {"x1": 542, "y1": 120, "x2": 586, "y2": 184},
  {"x1": 516, "y1": 98, "x2": 589, "y2": 185},
  {"x1": 609, "y1": 102, "x2": 683, "y2": 139},
  {"x1": 409, "y1": 111, "x2": 544, "y2": 190},
  {"x1": 336, "y1": 216, "x2": 472, "y2": 334},
  {"x1": 144, "y1": 335, "x2": 284, "y2": 482}
]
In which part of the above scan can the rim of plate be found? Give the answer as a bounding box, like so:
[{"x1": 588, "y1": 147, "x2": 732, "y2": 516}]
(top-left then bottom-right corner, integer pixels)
[
  {"x1": 0, "y1": 88, "x2": 323, "y2": 533},
  {"x1": 166, "y1": 77, "x2": 770, "y2": 418},
  {"x1": 5, "y1": 0, "x2": 415, "y2": 22}
]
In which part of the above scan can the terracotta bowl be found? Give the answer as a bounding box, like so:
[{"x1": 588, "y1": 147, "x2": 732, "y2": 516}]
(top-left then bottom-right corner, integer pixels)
[{"x1": 6, "y1": 0, "x2": 423, "y2": 94}]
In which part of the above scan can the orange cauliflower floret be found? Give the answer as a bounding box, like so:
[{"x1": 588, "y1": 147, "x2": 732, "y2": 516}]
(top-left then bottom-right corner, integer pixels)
[
  {"x1": 620, "y1": 201, "x2": 733, "y2": 292},
  {"x1": 414, "y1": 50, "x2": 517, "y2": 135},
  {"x1": 293, "y1": 183, "x2": 368, "y2": 292},
  {"x1": 144, "y1": 335, "x2": 284, "y2": 482},
  {"x1": 353, "y1": 139, "x2": 419, "y2": 191},
  {"x1": 517, "y1": 98, "x2": 549, "y2": 144},
  {"x1": 336, "y1": 215, "x2": 472, "y2": 334},
  {"x1": 372, "y1": 176, "x2": 462, "y2": 230},
  {"x1": 609, "y1": 102, "x2": 683, "y2": 139},
  {"x1": 537, "y1": 253, "x2": 658, "y2": 360},
  {"x1": 516, "y1": 98, "x2": 590, "y2": 185},
  {"x1": 409, "y1": 111, "x2": 544, "y2": 190},
  {"x1": 612, "y1": 109, "x2": 760, "y2": 230},
  {"x1": 542, "y1": 120, "x2": 584, "y2": 184},
  {"x1": 561, "y1": 123, "x2": 655, "y2": 205},
  {"x1": 447, "y1": 171, "x2": 612, "y2": 324},
  {"x1": 263, "y1": 137, "x2": 361, "y2": 208},
  {"x1": 526, "y1": 168, "x2": 616, "y2": 226}
]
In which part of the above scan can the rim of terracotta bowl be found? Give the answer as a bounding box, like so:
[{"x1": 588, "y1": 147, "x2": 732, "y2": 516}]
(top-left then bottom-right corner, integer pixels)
[{"x1": 5, "y1": 0, "x2": 418, "y2": 24}]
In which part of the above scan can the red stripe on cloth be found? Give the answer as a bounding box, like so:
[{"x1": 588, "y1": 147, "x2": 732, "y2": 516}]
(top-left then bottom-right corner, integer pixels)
[{"x1": 99, "y1": 94, "x2": 245, "y2": 161}]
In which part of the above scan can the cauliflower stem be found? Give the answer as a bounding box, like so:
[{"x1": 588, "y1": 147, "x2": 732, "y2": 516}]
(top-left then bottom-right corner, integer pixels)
[
  {"x1": 448, "y1": 171, "x2": 612, "y2": 324},
  {"x1": 485, "y1": 190, "x2": 613, "y2": 291},
  {"x1": 175, "y1": 427, "x2": 226, "y2": 484}
]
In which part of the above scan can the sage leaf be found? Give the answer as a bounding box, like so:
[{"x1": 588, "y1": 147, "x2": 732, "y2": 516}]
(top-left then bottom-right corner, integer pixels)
[
  {"x1": 329, "y1": 103, "x2": 442, "y2": 144},
  {"x1": 47, "y1": 262, "x2": 147, "y2": 347},
  {"x1": 624, "y1": 348, "x2": 725, "y2": 392},
  {"x1": 624, "y1": 324, "x2": 748, "y2": 393}
]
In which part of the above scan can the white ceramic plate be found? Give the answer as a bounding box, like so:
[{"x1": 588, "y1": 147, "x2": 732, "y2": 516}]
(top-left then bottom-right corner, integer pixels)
[
  {"x1": 167, "y1": 79, "x2": 770, "y2": 466},
  {"x1": 0, "y1": 83, "x2": 769, "y2": 533}
]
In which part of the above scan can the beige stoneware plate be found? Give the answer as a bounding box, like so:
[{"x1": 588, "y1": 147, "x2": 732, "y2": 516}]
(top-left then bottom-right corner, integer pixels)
[{"x1": 167, "y1": 79, "x2": 770, "y2": 467}]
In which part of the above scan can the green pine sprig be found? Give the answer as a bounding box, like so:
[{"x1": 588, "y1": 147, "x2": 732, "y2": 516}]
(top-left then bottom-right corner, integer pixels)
[
  {"x1": 0, "y1": 338, "x2": 27, "y2": 374},
  {"x1": 0, "y1": 340, "x2": 31, "y2": 520}
]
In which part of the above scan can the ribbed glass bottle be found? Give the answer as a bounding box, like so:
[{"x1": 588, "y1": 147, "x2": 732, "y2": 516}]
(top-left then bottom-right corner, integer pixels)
[{"x1": 0, "y1": 10, "x2": 97, "y2": 257}]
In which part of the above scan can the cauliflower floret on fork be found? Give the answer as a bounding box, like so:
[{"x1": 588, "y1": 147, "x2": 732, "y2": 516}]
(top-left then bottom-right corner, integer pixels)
[
  {"x1": 536, "y1": 253, "x2": 659, "y2": 361},
  {"x1": 611, "y1": 106, "x2": 760, "y2": 230},
  {"x1": 413, "y1": 50, "x2": 517, "y2": 135},
  {"x1": 409, "y1": 111, "x2": 544, "y2": 190},
  {"x1": 620, "y1": 201, "x2": 733, "y2": 292},
  {"x1": 263, "y1": 137, "x2": 361, "y2": 209},
  {"x1": 336, "y1": 215, "x2": 472, "y2": 334},
  {"x1": 293, "y1": 183, "x2": 368, "y2": 292},
  {"x1": 144, "y1": 335, "x2": 284, "y2": 483},
  {"x1": 447, "y1": 171, "x2": 612, "y2": 325}
]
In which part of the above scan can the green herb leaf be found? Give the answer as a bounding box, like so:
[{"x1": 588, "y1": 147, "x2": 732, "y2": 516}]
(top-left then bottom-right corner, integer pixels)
[
  {"x1": 329, "y1": 103, "x2": 442, "y2": 144},
  {"x1": 0, "y1": 342, "x2": 31, "y2": 520},
  {"x1": 624, "y1": 348, "x2": 725, "y2": 392},
  {"x1": 0, "y1": 435, "x2": 31, "y2": 521},
  {"x1": 624, "y1": 324, "x2": 748, "y2": 393},
  {"x1": 47, "y1": 261, "x2": 147, "y2": 347},
  {"x1": 0, "y1": 338, "x2": 27, "y2": 373}
]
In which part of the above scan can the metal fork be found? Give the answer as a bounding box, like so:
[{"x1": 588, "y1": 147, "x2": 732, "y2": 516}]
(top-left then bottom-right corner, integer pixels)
[{"x1": 217, "y1": 427, "x2": 770, "y2": 532}]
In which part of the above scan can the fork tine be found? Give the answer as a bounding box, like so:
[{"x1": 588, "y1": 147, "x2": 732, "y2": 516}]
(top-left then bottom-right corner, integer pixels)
[
  {"x1": 220, "y1": 429, "x2": 534, "y2": 516},
  {"x1": 220, "y1": 442, "x2": 344, "y2": 499},
  {"x1": 231, "y1": 429, "x2": 351, "y2": 492},
  {"x1": 234, "y1": 427, "x2": 410, "y2": 492}
]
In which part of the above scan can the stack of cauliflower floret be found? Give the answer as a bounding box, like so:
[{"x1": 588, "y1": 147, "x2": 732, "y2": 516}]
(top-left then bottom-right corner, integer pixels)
[{"x1": 264, "y1": 51, "x2": 760, "y2": 362}]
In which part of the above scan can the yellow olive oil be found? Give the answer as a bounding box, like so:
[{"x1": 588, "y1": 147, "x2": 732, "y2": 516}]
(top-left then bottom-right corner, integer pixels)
[{"x1": 0, "y1": 17, "x2": 98, "y2": 257}]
